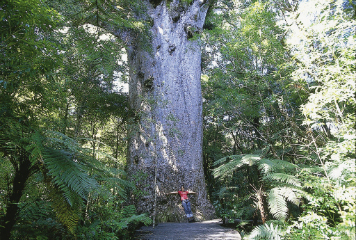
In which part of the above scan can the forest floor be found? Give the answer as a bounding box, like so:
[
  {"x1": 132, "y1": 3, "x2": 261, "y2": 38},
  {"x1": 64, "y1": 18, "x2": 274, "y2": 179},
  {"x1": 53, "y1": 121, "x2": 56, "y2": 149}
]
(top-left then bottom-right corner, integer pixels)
[{"x1": 134, "y1": 219, "x2": 241, "y2": 239}]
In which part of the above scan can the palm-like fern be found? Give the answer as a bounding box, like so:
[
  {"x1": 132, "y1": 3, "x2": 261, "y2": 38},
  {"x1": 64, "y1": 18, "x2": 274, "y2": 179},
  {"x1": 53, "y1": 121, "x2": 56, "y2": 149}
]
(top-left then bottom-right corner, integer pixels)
[
  {"x1": 246, "y1": 222, "x2": 284, "y2": 240},
  {"x1": 43, "y1": 147, "x2": 99, "y2": 200},
  {"x1": 213, "y1": 154, "x2": 261, "y2": 179},
  {"x1": 258, "y1": 158, "x2": 299, "y2": 175},
  {"x1": 25, "y1": 130, "x2": 133, "y2": 232},
  {"x1": 47, "y1": 185, "x2": 82, "y2": 233},
  {"x1": 268, "y1": 188, "x2": 295, "y2": 221},
  {"x1": 214, "y1": 154, "x2": 306, "y2": 222},
  {"x1": 263, "y1": 173, "x2": 301, "y2": 188}
]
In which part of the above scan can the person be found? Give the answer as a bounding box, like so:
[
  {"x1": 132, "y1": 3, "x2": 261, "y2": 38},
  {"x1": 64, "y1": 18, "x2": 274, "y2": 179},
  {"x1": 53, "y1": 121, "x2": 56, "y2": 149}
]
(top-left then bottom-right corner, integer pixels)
[{"x1": 166, "y1": 185, "x2": 197, "y2": 222}]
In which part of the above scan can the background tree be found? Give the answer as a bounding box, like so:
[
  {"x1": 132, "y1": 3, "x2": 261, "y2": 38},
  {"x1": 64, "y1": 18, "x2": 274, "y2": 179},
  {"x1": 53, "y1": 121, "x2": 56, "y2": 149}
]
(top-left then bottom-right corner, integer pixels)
[
  {"x1": 0, "y1": 0, "x2": 150, "y2": 239},
  {"x1": 201, "y1": 0, "x2": 308, "y2": 219},
  {"x1": 204, "y1": 0, "x2": 355, "y2": 238},
  {"x1": 0, "y1": 1, "x2": 63, "y2": 237}
]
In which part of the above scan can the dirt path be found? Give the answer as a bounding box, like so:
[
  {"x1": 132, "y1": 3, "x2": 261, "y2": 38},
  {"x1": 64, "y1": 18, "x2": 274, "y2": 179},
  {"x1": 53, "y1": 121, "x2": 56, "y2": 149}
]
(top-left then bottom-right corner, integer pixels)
[{"x1": 134, "y1": 219, "x2": 241, "y2": 240}]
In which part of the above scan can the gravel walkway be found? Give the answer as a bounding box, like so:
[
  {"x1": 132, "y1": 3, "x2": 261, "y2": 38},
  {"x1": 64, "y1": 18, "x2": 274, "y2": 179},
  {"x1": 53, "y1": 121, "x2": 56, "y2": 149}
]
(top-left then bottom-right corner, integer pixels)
[{"x1": 134, "y1": 219, "x2": 241, "y2": 240}]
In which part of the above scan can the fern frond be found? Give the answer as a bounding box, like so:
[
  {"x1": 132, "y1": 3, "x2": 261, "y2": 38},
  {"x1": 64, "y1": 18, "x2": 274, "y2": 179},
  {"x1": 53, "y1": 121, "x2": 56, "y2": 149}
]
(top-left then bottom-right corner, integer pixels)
[
  {"x1": 293, "y1": 188, "x2": 313, "y2": 202},
  {"x1": 299, "y1": 166, "x2": 323, "y2": 174},
  {"x1": 241, "y1": 154, "x2": 261, "y2": 165},
  {"x1": 267, "y1": 186, "x2": 304, "y2": 221},
  {"x1": 43, "y1": 147, "x2": 99, "y2": 200},
  {"x1": 44, "y1": 131, "x2": 82, "y2": 154},
  {"x1": 82, "y1": 154, "x2": 124, "y2": 178},
  {"x1": 44, "y1": 131, "x2": 131, "y2": 199},
  {"x1": 103, "y1": 205, "x2": 152, "y2": 231},
  {"x1": 247, "y1": 222, "x2": 283, "y2": 240},
  {"x1": 215, "y1": 186, "x2": 238, "y2": 199},
  {"x1": 48, "y1": 185, "x2": 81, "y2": 234},
  {"x1": 122, "y1": 205, "x2": 137, "y2": 218},
  {"x1": 213, "y1": 155, "x2": 241, "y2": 166},
  {"x1": 97, "y1": 177, "x2": 132, "y2": 198},
  {"x1": 268, "y1": 188, "x2": 288, "y2": 221},
  {"x1": 26, "y1": 131, "x2": 45, "y2": 167},
  {"x1": 328, "y1": 159, "x2": 355, "y2": 179},
  {"x1": 213, "y1": 154, "x2": 260, "y2": 179},
  {"x1": 118, "y1": 214, "x2": 152, "y2": 229},
  {"x1": 263, "y1": 173, "x2": 302, "y2": 187},
  {"x1": 213, "y1": 155, "x2": 244, "y2": 179},
  {"x1": 258, "y1": 158, "x2": 298, "y2": 175},
  {"x1": 275, "y1": 187, "x2": 301, "y2": 205},
  {"x1": 18, "y1": 200, "x2": 53, "y2": 222}
]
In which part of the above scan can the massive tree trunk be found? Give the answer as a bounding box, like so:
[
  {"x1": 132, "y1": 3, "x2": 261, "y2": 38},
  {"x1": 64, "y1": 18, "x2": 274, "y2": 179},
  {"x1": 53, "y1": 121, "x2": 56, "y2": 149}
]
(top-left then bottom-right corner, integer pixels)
[{"x1": 121, "y1": 0, "x2": 215, "y2": 222}]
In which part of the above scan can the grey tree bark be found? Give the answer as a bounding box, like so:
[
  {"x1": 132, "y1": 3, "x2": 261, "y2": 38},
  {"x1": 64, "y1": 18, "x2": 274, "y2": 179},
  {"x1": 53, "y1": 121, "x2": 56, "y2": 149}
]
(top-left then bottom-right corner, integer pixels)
[{"x1": 116, "y1": 0, "x2": 215, "y2": 222}]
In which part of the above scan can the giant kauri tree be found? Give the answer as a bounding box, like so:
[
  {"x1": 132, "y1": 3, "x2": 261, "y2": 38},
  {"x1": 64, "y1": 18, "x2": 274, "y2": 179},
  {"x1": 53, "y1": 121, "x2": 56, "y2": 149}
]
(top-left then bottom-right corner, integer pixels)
[
  {"x1": 125, "y1": 0, "x2": 215, "y2": 222},
  {"x1": 87, "y1": 0, "x2": 216, "y2": 222}
]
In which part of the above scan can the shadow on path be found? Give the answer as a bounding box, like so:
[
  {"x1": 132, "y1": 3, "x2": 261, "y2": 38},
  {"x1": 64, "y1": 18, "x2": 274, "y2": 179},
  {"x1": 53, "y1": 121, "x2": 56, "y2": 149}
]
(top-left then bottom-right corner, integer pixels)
[{"x1": 134, "y1": 219, "x2": 241, "y2": 240}]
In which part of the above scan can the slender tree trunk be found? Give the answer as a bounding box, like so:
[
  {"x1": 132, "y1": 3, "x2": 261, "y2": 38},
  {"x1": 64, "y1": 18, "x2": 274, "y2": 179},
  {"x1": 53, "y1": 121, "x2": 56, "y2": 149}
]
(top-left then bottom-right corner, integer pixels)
[
  {"x1": 0, "y1": 154, "x2": 32, "y2": 240},
  {"x1": 252, "y1": 117, "x2": 262, "y2": 148},
  {"x1": 115, "y1": 118, "x2": 121, "y2": 161},
  {"x1": 231, "y1": 131, "x2": 244, "y2": 154},
  {"x1": 74, "y1": 105, "x2": 83, "y2": 139},
  {"x1": 122, "y1": 0, "x2": 215, "y2": 222},
  {"x1": 62, "y1": 102, "x2": 70, "y2": 135}
]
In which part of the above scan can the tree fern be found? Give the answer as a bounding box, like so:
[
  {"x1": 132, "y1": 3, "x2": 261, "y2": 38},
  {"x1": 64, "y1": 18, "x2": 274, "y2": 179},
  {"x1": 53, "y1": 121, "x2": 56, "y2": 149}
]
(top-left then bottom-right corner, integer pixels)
[
  {"x1": 267, "y1": 186, "x2": 307, "y2": 220},
  {"x1": 22, "y1": 130, "x2": 134, "y2": 233},
  {"x1": 267, "y1": 186, "x2": 307, "y2": 223},
  {"x1": 214, "y1": 155, "x2": 304, "y2": 215},
  {"x1": 277, "y1": 187, "x2": 302, "y2": 205},
  {"x1": 268, "y1": 188, "x2": 289, "y2": 221},
  {"x1": 18, "y1": 200, "x2": 53, "y2": 223},
  {"x1": 213, "y1": 154, "x2": 260, "y2": 179},
  {"x1": 117, "y1": 213, "x2": 152, "y2": 230},
  {"x1": 215, "y1": 186, "x2": 239, "y2": 199},
  {"x1": 328, "y1": 158, "x2": 355, "y2": 180},
  {"x1": 48, "y1": 185, "x2": 82, "y2": 234},
  {"x1": 26, "y1": 131, "x2": 45, "y2": 167},
  {"x1": 115, "y1": 205, "x2": 151, "y2": 229},
  {"x1": 213, "y1": 155, "x2": 245, "y2": 179},
  {"x1": 263, "y1": 173, "x2": 301, "y2": 187},
  {"x1": 14, "y1": 197, "x2": 70, "y2": 239},
  {"x1": 247, "y1": 222, "x2": 283, "y2": 240},
  {"x1": 43, "y1": 147, "x2": 99, "y2": 201},
  {"x1": 45, "y1": 131, "x2": 81, "y2": 154},
  {"x1": 258, "y1": 158, "x2": 298, "y2": 175}
]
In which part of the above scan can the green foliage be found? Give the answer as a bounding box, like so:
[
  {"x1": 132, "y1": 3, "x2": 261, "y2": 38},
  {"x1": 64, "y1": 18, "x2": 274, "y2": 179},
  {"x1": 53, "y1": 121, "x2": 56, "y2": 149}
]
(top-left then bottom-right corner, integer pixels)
[
  {"x1": 1, "y1": 0, "x2": 355, "y2": 239},
  {"x1": 286, "y1": 212, "x2": 344, "y2": 239},
  {"x1": 206, "y1": 0, "x2": 355, "y2": 238},
  {"x1": 283, "y1": 0, "x2": 355, "y2": 238},
  {"x1": 0, "y1": 0, "x2": 146, "y2": 238},
  {"x1": 12, "y1": 198, "x2": 71, "y2": 239},
  {"x1": 202, "y1": 0, "x2": 308, "y2": 174},
  {"x1": 213, "y1": 154, "x2": 261, "y2": 179},
  {"x1": 76, "y1": 203, "x2": 151, "y2": 240},
  {"x1": 214, "y1": 155, "x2": 305, "y2": 222},
  {"x1": 247, "y1": 222, "x2": 284, "y2": 240},
  {"x1": 268, "y1": 187, "x2": 292, "y2": 221},
  {"x1": 56, "y1": 0, "x2": 147, "y2": 31},
  {"x1": 48, "y1": 186, "x2": 82, "y2": 234},
  {"x1": 16, "y1": 129, "x2": 136, "y2": 234}
]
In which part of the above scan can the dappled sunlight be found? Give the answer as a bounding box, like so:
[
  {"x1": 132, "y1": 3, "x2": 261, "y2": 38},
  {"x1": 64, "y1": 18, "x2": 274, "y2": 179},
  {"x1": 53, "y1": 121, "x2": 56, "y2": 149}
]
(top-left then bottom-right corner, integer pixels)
[{"x1": 135, "y1": 219, "x2": 241, "y2": 239}]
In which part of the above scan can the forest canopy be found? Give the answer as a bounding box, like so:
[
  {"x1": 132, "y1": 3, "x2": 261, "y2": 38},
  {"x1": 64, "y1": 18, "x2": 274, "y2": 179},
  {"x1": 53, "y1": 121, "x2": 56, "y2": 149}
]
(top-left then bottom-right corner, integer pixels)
[{"x1": 0, "y1": 0, "x2": 355, "y2": 239}]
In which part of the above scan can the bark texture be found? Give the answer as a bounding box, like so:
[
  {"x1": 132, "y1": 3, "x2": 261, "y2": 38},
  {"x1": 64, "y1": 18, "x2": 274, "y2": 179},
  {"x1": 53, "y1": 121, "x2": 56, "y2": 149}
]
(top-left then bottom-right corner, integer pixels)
[{"x1": 123, "y1": 0, "x2": 215, "y2": 222}]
